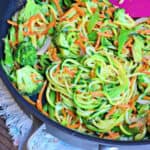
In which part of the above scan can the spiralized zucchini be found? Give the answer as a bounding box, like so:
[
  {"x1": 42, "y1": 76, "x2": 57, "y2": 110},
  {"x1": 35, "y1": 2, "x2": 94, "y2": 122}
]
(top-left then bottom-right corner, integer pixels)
[{"x1": 2, "y1": 0, "x2": 150, "y2": 140}]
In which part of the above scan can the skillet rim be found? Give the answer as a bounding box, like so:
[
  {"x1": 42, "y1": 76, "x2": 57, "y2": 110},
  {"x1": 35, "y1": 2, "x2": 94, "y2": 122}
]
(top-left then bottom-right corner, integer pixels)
[{"x1": 0, "y1": 0, "x2": 150, "y2": 146}]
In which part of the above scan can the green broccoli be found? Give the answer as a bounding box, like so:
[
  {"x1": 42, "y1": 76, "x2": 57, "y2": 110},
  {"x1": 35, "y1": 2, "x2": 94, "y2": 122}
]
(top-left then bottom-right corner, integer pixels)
[
  {"x1": 15, "y1": 42, "x2": 37, "y2": 66},
  {"x1": 16, "y1": 65, "x2": 43, "y2": 95}
]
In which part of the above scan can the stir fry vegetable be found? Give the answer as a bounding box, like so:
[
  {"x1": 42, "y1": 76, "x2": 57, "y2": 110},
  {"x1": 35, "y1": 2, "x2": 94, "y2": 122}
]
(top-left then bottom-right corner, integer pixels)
[{"x1": 1, "y1": 0, "x2": 150, "y2": 141}]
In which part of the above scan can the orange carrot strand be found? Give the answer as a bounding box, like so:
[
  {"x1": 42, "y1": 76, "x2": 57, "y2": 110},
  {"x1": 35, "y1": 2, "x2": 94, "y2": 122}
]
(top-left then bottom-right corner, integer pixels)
[
  {"x1": 7, "y1": 20, "x2": 18, "y2": 26},
  {"x1": 36, "y1": 81, "x2": 48, "y2": 114}
]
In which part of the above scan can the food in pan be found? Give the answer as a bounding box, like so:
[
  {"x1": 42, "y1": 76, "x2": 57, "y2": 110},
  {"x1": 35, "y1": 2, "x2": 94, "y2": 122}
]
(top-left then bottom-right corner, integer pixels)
[{"x1": 1, "y1": 0, "x2": 150, "y2": 141}]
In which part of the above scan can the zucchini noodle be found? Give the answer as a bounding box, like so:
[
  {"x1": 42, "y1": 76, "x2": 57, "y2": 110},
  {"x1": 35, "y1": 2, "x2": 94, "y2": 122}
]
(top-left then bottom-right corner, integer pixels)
[{"x1": 2, "y1": 0, "x2": 150, "y2": 141}]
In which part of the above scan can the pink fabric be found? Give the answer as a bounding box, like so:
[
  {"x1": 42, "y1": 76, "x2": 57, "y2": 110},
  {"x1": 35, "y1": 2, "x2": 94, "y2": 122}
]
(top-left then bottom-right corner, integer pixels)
[{"x1": 110, "y1": 0, "x2": 150, "y2": 17}]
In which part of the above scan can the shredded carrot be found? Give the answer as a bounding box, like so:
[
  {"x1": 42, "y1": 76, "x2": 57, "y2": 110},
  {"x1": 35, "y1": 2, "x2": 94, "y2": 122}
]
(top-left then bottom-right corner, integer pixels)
[
  {"x1": 53, "y1": 65, "x2": 60, "y2": 76},
  {"x1": 56, "y1": 92, "x2": 61, "y2": 102},
  {"x1": 69, "y1": 14, "x2": 79, "y2": 22},
  {"x1": 105, "y1": 106, "x2": 117, "y2": 119},
  {"x1": 143, "y1": 96, "x2": 150, "y2": 101},
  {"x1": 105, "y1": 132, "x2": 120, "y2": 139},
  {"x1": 141, "y1": 71, "x2": 150, "y2": 75},
  {"x1": 140, "y1": 83, "x2": 148, "y2": 88},
  {"x1": 75, "y1": 39, "x2": 86, "y2": 54},
  {"x1": 7, "y1": 20, "x2": 18, "y2": 27},
  {"x1": 28, "y1": 14, "x2": 44, "y2": 33},
  {"x1": 90, "y1": 70, "x2": 95, "y2": 78},
  {"x1": 138, "y1": 64, "x2": 148, "y2": 72},
  {"x1": 67, "y1": 122, "x2": 80, "y2": 129},
  {"x1": 91, "y1": 91, "x2": 104, "y2": 98},
  {"x1": 79, "y1": 33, "x2": 88, "y2": 42},
  {"x1": 52, "y1": 0, "x2": 63, "y2": 16},
  {"x1": 147, "y1": 112, "x2": 150, "y2": 125},
  {"x1": 36, "y1": 81, "x2": 49, "y2": 116},
  {"x1": 129, "y1": 76, "x2": 136, "y2": 88},
  {"x1": 98, "y1": 2, "x2": 106, "y2": 7},
  {"x1": 75, "y1": 0, "x2": 86, "y2": 6},
  {"x1": 63, "y1": 67, "x2": 76, "y2": 78},
  {"x1": 128, "y1": 95, "x2": 139, "y2": 112},
  {"x1": 125, "y1": 37, "x2": 133, "y2": 48},
  {"x1": 117, "y1": 104, "x2": 129, "y2": 109},
  {"x1": 146, "y1": 19, "x2": 150, "y2": 25},
  {"x1": 62, "y1": 108, "x2": 67, "y2": 118},
  {"x1": 129, "y1": 122, "x2": 143, "y2": 128},
  {"x1": 138, "y1": 29, "x2": 150, "y2": 34},
  {"x1": 99, "y1": 133, "x2": 104, "y2": 138},
  {"x1": 61, "y1": 4, "x2": 84, "y2": 21},
  {"x1": 95, "y1": 33, "x2": 101, "y2": 49},
  {"x1": 40, "y1": 21, "x2": 56, "y2": 36},
  {"x1": 23, "y1": 12, "x2": 56, "y2": 36},
  {"x1": 92, "y1": 0, "x2": 98, "y2": 3},
  {"x1": 48, "y1": 47, "x2": 60, "y2": 61},
  {"x1": 35, "y1": 64, "x2": 42, "y2": 70},
  {"x1": 23, "y1": 95, "x2": 36, "y2": 106},
  {"x1": 30, "y1": 73, "x2": 43, "y2": 83},
  {"x1": 9, "y1": 40, "x2": 19, "y2": 47},
  {"x1": 52, "y1": 48, "x2": 60, "y2": 61},
  {"x1": 74, "y1": 5, "x2": 85, "y2": 16},
  {"x1": 61, "y1": 7, "x2": 75, "y2": 20},
  {"x1": 106, "y1": 7, "x2": 115, "y2": 17},
  {"x1": 77, "y1": 21, "x2": 82, "y2": 29},
  {"x1": 96, "y1": 21, "x2": 103, "y2": 27},
  {"x1": 91, "y1": 7, "x2": 97, "y2": 13},
  {"x1": 114, "y1": 40, "x2": 118, "y2": 46},
  {"x1": 99, "y1": 12, "x2": 105, "y2": 18},
  {"x1": 142, "y1": 57, "x2": 150, "y2": 64},
  {"x1": 99, "y1": 31, "x2": 113, "y2": 38},
  {"x1": 66, "y1": 109, "x2": 76, "y2": 118}
]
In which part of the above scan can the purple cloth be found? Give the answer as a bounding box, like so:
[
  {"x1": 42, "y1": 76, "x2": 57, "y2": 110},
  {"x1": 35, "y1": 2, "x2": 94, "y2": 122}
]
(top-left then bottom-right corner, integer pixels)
[{"x1": 110, "y1": 0, "x2": 150, "y2": 17}]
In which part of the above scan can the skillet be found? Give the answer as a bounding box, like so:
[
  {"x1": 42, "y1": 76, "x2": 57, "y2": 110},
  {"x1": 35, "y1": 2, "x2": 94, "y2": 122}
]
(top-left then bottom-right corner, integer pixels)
[{"x1": 0, "y1": 0, "x2": 150, "y2": 149}]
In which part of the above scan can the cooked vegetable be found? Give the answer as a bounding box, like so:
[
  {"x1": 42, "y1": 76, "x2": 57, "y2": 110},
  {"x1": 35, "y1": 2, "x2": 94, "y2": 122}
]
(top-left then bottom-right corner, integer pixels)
[
  {"x1": 87, "y1": 11, "x2": 99, "y2": 33},
  {"x1": 132, "y1": 36, "x2": 144, "y2": 62},
  {"x1": 18, "y1": 0, "x2": 48, "y2": 23},
  {"x1": 16, "y1": 65, "x2": 43, "y2": 95},
  {"x1": 1, "y1": 0, "x2": 150, "y2": 141},
  {"x1": 114, "y1": 9, "x2": 135, "y2": 28},
  {"x1": 118, "y1": 29, "x2": 131, "y2": 55},
  {"x1": 15, "y1": 42, "x2": 37, "y2": 66},
  {"x1": 2, "y1": 36, "x2": 14, "y2": 73}
]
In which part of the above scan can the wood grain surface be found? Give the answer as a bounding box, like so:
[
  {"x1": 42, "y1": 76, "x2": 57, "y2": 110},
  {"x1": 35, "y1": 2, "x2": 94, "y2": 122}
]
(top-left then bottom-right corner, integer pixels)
[
  {"x1": 0, "y1": 79, "x2": 18, "y2": 150},
  {"x1": 0, "y1": 118, "x2": 17, "y2": 150}
]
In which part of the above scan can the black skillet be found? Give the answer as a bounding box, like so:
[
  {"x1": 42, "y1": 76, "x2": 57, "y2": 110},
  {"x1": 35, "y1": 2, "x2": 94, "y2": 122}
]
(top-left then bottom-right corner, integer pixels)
[{"x1": 0, "y1": 0, "x2": 150, "y2": 150}]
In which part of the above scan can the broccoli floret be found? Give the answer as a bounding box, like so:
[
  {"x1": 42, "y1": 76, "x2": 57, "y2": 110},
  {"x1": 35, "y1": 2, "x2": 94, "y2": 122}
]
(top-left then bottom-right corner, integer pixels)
[
  {"x1": 16, "y1": 65, "x2": 43, "y2": 95},
  {"x1": 15, "y1": 42, "x2": 37, "y2": 66}
]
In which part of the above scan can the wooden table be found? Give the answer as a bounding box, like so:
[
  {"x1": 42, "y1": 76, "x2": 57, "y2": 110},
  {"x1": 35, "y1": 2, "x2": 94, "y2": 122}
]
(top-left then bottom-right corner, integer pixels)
[
  {"x1": 0, "y1": 118, "x2": 17, "y2": 150},
  {"x1": 0, "y1": 79, "x2": 18, "y2": 150}
]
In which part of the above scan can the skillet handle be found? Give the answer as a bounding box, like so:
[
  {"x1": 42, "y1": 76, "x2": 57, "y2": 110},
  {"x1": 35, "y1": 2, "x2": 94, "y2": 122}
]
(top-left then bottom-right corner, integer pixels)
[
  {"x1": 18, "y1": 115, "x2": 42, "y2": 150},
  {"x1": 99, "y1": 145, "x2": 119, "y2": 150},
  {"x1": 18, "y1": 115, "x2": 120, "y2": 150}
]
